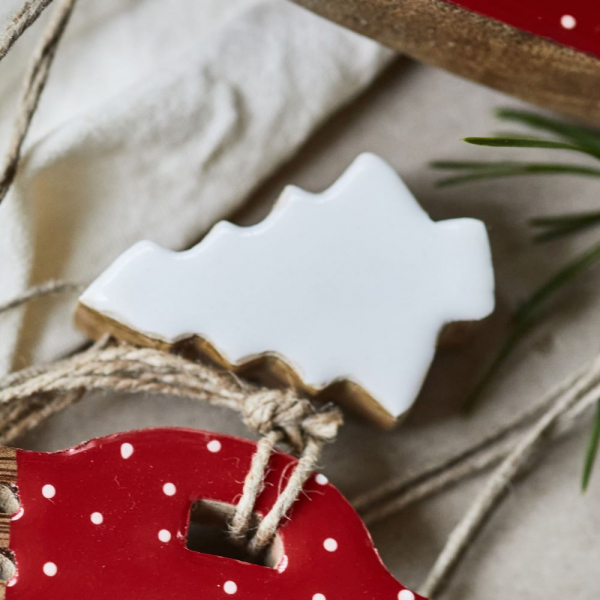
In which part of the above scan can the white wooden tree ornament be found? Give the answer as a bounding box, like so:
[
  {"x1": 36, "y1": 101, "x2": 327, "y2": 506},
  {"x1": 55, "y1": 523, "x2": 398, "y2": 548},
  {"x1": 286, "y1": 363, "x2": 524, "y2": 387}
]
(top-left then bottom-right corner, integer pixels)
[{"x1": 76, "y1": 154, "x2": 495, "y2": 427}]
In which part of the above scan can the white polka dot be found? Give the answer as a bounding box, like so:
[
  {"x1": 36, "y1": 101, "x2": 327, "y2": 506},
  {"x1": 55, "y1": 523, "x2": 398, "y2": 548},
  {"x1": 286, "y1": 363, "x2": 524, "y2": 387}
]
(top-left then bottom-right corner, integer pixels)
[
  {"x1": 399, "y1": 591, "x2": 415, "y2": 600},
  {"x1": 224, "y1": 581, "x2": 237, "y2": 594},
  {"x1": 276, "y1": 554, "x2": 289, "y2": 573},
  {"x1": 561, "y1": 14, "x2": 576, "y2": 29},
  {"x1": 11, "y1": 507, "x2": 24, "y2": 521},
  {"x1": 158, "y1": 529, "x2": 172, "y2": 543},
  {"x1": 43, "y1": 562, "x2": 57, "y2": 577},
  {"x1": 91, "y1": 512, "x2": 103, "y2": 525},
  {"x1": 163, "y1": 483, "x2": 176, "y2": 496},
  {"x1": 207, "y1": 440, "x2": 222, "y2": 453},
  {"x1": 315, "y1": 474, "x2": 328, "y2": 485},
  {"x1": 42, "y1": 484, "x2": 55, "y2": 499},
  {"x1": 323, "y1": 538, "x2": 338, "y2": 552},
  {"x1": 313, "y1": 594, "x2": 326, "y2": 600},
  {"x1": 121, "y1": 443, "x2": 134, "y2": 459}
]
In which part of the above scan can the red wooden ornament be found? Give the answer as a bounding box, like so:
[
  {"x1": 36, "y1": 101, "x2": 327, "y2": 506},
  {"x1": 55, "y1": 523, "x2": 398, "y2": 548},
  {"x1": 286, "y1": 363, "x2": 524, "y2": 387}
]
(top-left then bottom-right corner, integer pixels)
[
  {"x1": 444, "y1": 0, "x2": 599, "y2": 58},
  {"x1": 1, "y1": 428, "x2": 423, "y2": 599}
]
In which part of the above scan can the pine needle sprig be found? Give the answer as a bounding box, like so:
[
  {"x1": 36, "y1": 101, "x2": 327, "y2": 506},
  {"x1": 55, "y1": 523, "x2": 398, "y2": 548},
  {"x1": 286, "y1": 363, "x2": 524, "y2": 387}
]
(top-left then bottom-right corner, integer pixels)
[
  {"x1": 495, "y1": 109, "x2": 600, "y2": 154},
  {"x1": 432, "y1": 108, "x2": 600, "y2": 489},
  {"x1": 464, "y1": 137, "x2": 596, "y2": 155},
  {"x1": 462, "y1": 239, "x2": 600, "y2": 412},
  {"x1": 583, "y1": 402, "x2": 600, "y2": 491},
  {"x1": 432, "y1": 161, "x2": 600, "y2": 187},
  {"x1": 530, "y1": 211, "x2": 600, "y2": 242}
]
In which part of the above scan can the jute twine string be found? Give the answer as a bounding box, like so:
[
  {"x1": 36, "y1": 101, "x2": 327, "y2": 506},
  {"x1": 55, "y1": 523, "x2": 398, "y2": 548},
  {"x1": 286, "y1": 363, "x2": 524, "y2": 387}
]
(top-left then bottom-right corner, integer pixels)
[
  {"x1": 229, "y1": 430, "x2": 283, "y2": 544},
  {"x1": 355, "y1": 358, "x2": 593, "y2": 524},
  {"x1": 0, "y1": 0, "x2": 55, "y2": 64},
  {"x1": 0, "y1": 280, "x2": 83, "y2": 314},
  {"x1": 2, "y1": 1, "x2": 600, "y2": 595},
  {"x1": 419, "y1": 355, "x2": 600, "y2": 597},
  {"x1": 0, "y1": 0, "x2": 76, "y2": 204}
]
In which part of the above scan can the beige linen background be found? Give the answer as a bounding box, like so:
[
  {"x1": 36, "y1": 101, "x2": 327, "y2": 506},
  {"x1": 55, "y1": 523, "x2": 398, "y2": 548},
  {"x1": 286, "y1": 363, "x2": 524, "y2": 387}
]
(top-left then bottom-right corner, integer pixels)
[{"x1": 1, "y1": 1, "x2": 600, "y2": 598}]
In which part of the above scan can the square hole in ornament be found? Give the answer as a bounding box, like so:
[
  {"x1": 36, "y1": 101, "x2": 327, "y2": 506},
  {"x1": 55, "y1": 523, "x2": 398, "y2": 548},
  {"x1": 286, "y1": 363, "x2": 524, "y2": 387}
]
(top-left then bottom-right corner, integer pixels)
[{"x1": 186, "y1": 500, "x2": 284, "y2": 569}]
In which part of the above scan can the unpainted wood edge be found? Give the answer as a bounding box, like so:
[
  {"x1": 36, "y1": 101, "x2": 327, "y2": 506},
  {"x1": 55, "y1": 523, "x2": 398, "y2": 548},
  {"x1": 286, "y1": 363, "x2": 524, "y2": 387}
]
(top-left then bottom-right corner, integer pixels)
[
  {"x1": 75, "y1": 303, "x2": 398, "y2": 429},
  {"x1": 292, "y1": 0, "x2": 600, "y2": 126},
  {"x1": 0, "y1": 447, "x2": 17, "y2": 595},
  {"x1": 438, "y1": 321, "x2": 479, "y2": 347},
  {"x1": 0, "y1": 514, "x2": 11, "y2": 551},
  {"x1": 0, "y1": 449, "x2": 16, "y2": 487},
  {"x1": 0, "y1": 448, "x2": 17, "y2": 548}
]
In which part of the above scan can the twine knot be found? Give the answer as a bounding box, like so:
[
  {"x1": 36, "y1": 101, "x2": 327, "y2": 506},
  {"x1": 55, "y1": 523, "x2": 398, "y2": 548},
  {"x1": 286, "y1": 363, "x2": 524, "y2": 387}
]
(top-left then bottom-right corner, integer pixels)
[{"x1": 243, "y1": 389, "x2": 342, "y2": 451}]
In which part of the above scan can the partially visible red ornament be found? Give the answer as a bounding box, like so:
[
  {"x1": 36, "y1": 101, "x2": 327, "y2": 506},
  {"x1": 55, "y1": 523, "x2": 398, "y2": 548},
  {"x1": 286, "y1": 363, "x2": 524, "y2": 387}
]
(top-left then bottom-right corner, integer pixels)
[
  {"x1": 0, "y1": 428, "x2": 423, "y2": 599},
  {"x1": 294, "y1": 0, "x2": 600, "y2": 125},
  {"x1": 446, "y1": 0, "x2": 599, "y2": 59}
]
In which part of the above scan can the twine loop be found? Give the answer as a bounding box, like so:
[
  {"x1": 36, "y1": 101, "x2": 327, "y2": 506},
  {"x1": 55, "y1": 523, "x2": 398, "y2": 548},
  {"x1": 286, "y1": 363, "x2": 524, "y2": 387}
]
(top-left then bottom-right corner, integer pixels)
[
  {"x1": 243, "y1": 389, "x2": 342, "y2": 451},
  {"x1": 233, "y1": 390, "x2": 342, "y2": 553}
]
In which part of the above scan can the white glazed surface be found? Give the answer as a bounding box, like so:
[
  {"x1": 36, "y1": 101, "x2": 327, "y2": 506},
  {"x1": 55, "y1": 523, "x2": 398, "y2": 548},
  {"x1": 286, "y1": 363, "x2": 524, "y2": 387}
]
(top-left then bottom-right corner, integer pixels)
[{"x1": 80, "y1": 154, "x2": 495, "y2": 418}]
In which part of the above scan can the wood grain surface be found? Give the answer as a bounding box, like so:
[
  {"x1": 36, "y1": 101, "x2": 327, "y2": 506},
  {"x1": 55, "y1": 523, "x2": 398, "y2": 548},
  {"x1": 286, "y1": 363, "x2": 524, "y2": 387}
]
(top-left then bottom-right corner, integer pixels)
[
  {"x1": 293, "y1": 0, "x2": 600, "y2": 125},
  {"x1": 0, "y1": 447, "x2": 17, "y2": 599}
]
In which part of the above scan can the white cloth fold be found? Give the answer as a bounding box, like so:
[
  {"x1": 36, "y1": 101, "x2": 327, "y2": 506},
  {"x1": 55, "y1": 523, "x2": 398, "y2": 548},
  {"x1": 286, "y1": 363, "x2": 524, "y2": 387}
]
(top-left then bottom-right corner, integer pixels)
[{"x1": 0, "y1": 0, "x2": 392, "y2": 374}]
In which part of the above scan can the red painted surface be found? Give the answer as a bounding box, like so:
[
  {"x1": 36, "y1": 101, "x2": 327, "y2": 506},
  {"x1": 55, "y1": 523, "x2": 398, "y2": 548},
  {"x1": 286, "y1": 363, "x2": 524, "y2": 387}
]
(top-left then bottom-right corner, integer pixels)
[
  {"x1": 443, "y1": 0, "x2": 600, "y2": 59},
  {"x1": 5, "y1": 428, "x2": 423, "y2": 599}
]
